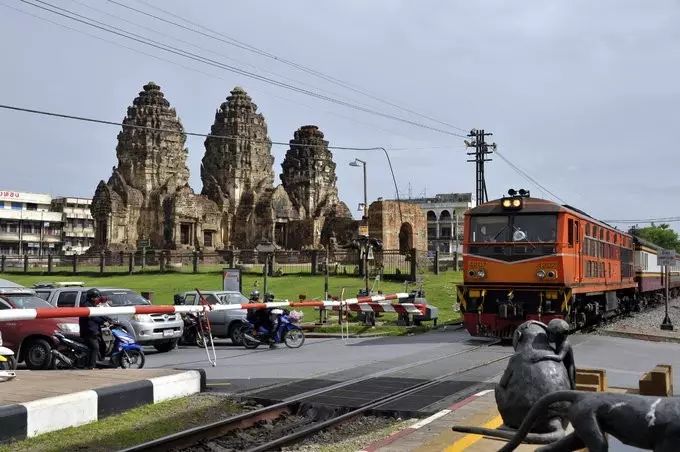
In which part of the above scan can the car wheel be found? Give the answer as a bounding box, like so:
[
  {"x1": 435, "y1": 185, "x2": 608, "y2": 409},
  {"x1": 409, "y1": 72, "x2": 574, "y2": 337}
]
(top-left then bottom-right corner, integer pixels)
[
  {"x1": 230, "y1": 323, "x2": 245, "y2": 345},
  {"x1": 24, "y1": 339, "x2": 53, "y2": 370},
  {"x1": 153, "y1": 339, "x2": 178, "y2": 353}
]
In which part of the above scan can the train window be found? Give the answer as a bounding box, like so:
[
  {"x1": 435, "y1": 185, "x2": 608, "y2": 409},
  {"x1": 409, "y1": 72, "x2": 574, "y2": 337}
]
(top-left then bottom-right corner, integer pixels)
[
  {"x1": 575, "y1": 221, "x2": 580, "y2": 244},
  {"x1": 614, "y1": 234, "x2": 618, "y2": 244},
  {"x1": 470, "y1": 216, "x2": 509, "y2": 242},
  {"x1": 567, "y1": 219, "x2": 574, "y2": 246},
  {"x1": 606, "y1": 231, "x2": 610, "y2": 242},
  {"x1": 585, "y1": 224, "x2": 590, "y2": 236},
  {"x1": 599, "y1": 229, "x2": 604, "y2": 240}
]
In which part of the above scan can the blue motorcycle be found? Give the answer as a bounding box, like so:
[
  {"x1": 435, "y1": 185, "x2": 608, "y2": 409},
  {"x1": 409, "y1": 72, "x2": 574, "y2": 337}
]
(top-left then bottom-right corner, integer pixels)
[
  {"x1": 52, "y1": 321, "x2": 145, "y2": 369},
  {"x1": 242, "y1": 309, "x2": 305, "y2": 349}
]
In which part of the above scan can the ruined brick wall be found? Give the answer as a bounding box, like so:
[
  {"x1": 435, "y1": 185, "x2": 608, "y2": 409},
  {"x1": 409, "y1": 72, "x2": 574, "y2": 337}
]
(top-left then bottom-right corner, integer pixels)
[{"x1": 368, "y1": 200, "x2": 427, "y2": 252}]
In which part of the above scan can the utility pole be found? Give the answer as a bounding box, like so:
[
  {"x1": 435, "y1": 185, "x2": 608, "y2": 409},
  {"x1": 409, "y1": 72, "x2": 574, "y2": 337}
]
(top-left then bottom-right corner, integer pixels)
[{"x1": 466, "y1": 129, "x2": 496, "y2": 207}]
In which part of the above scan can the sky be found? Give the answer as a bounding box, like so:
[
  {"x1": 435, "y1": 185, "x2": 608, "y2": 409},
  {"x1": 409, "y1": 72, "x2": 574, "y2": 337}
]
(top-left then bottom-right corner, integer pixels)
[{"x1": 1, "y1": 0, "x2": 679, "y2": 226}]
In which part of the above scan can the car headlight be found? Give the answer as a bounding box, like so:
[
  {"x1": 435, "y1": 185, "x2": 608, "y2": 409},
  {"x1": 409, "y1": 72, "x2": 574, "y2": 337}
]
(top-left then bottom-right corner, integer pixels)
[
  {"x1": 536, "y1": 270, "x2": 546, "y2": 279},
  {"x1": 477, "y1": 269, "x2": 486, "y2": 278},
  {"x1": 133, "y1": 314, "x2": 153, "y2": 322},
  {"x1": 58, "y1": 323, "x2": 80, "y2": 334}
]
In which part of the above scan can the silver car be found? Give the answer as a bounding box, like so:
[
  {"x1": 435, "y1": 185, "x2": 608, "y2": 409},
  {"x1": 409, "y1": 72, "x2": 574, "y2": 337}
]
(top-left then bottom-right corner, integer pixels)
[
  {"x1": 180, "y1": 291, "x2": 248, "y2": 344},
  {"x1": 40, "y1": 287, "x2": 184, "y2": 353}
]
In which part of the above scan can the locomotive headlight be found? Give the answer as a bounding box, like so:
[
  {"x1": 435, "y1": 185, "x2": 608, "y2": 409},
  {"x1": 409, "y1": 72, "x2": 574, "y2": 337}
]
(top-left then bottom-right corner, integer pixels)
[
  {"x1": 477, "y1": 269, "x2": 486, "y2": 278},
  {"x1": 536, "y1": 269, "x2": 546, "y2": 279},
  {"x1": 502, "y1": 199, "x2": 512, "y2": 208},
  {"x1": 512, "y1": 199, "x2": 521, "y2": 207},
  {"x1": 547, "y1": 270, "x2": 557, "y2": 279}
]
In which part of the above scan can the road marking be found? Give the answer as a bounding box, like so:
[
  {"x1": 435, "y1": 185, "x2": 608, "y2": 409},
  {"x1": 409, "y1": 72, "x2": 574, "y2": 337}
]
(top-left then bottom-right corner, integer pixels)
[
  {"x1": 445, "y1": 415, "x2": 503, "y2": 452},
  {"x1": 409, "y1": 409, "x2": 452, "y2": 429}
]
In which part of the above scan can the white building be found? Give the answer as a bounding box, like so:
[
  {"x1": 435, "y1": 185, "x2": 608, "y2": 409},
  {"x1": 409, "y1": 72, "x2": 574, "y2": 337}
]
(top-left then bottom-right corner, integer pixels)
[
  {"x1": 0, "y1": 190, "x2": 63, "y2": 256},
  {"x1": 405, "y1": 193, "x2": 473, "y2": 257},
  {"x1": 51, "y1": 197, "x2": 95, "y2": 255}
]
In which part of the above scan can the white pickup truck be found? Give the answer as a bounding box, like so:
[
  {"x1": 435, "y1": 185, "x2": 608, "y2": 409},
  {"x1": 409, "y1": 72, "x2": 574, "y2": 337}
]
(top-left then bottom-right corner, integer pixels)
[{"x1": 36, "y1": 287, "x2": 183, "y2": 353}]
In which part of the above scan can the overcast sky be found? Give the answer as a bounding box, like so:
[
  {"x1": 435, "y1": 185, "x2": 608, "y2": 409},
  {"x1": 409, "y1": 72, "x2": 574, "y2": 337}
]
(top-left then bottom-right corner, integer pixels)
[{"x1": 1, "y1": 0, "x2": 679, "y2": 226}]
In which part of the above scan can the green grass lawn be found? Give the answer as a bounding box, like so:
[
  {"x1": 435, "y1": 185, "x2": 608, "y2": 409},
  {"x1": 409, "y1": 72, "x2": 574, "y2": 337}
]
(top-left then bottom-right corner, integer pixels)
[{"x1": 0, "y1": 271, "x2": 462, "y2": 326}]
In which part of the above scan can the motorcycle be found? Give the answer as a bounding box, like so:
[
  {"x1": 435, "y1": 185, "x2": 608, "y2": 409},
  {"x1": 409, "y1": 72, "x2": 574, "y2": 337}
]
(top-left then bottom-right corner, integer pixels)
[
  {"x1": 0, "y1": 331, "x2": 17, "y2": 381},
  {"x1": 179, "y1": 312, "x2": 210, "y2": 348},
  {"x1": 52, "y1": 321, "x2": 145, "y2": 369},
  {"x1": 241, "y1": 309, "x2": 305, "y2": 349}
]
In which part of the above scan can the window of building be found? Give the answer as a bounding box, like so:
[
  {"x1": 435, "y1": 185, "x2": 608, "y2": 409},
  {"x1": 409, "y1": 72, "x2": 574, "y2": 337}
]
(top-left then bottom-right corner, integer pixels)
[
  {"x1": 203, "y1": 230, "x2": 213, "y2": 248},
  {"x1": 0, "y1": 201, "x2": 4, "y2": 208},
  {"x1": 26, "y1": 203, "x2": 37, "y2": 211},
  {"x1": 22, "y1": 223, "x2": 32, "y2": 233},
  {"x1": 180, "y1": 224, "x2": 192, "y2": 245},
  {"x1": 11, "y1": 202, "x2": 22, "y2": 210},
  {"x1": 428, "y1": 227, "x2": 437, "y2": 239},
  {"x1": 441, "y1": 227, "x2": 451, "y2": 237}
]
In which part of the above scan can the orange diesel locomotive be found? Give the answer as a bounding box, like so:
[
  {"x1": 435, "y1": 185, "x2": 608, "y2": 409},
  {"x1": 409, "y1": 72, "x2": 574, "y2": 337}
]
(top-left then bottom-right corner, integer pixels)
[{"x1": 457, "y1": 189, "x2": 636, "y2": 337}]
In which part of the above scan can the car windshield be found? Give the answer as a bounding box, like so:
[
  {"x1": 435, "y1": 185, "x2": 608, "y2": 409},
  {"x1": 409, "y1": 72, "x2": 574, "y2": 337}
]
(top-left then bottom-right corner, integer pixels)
[
  {"x1": 101, "y1": 290, "x2": 150, "y2": 306},
  {"x1": 470, "y1": 214, "x2": 557, "y2": 243},
  {"x1": 2, "y1": 294, "x2": 54, "y2": 309}
]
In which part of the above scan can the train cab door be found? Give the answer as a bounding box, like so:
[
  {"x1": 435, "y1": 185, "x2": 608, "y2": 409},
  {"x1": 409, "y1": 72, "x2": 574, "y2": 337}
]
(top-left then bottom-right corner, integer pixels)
[{"x1": 568, "y1": 218, "x2": 581, "y2": 283}]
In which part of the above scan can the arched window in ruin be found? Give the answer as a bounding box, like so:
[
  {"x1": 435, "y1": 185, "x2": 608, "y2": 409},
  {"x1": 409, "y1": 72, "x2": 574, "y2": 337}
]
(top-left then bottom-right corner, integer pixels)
[
  {"x1": 439, "y1": 210, "x2": 452, "y2": 221},
  {"x1": 399, "y1": 222, "x2": 414, "y2": 254},
  {"x1": 427, "y1": 210, "x2": 437, "y2": 222}
]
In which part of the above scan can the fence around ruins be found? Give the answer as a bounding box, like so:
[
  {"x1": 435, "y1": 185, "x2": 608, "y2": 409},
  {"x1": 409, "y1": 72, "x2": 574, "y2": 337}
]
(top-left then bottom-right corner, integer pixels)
[{"x1": 0, "y1": 249, "x2": 459, "y2": 279}]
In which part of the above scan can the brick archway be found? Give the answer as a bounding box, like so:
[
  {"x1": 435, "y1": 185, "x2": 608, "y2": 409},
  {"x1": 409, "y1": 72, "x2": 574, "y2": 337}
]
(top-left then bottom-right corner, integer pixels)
[{"x1": 399, "y1": 222, "x2": 414, "y2": 253}]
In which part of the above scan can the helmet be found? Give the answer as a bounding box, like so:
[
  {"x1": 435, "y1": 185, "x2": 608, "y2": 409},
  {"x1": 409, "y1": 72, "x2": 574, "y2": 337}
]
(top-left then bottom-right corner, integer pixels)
[
  {"x1": 85, "y1": 288, "x2": 101, "y2": 302},
  {"x1": 250, "y1": 290, "x2": 260, "y2": 300}
]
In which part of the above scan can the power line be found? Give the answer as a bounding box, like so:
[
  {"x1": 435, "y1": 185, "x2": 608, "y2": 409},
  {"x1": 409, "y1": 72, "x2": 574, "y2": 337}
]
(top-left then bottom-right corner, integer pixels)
[
  {"x1": 604, "y1": 218, "x2": 680, "y2": 224},
  {"x1": 493, "y1": 147, "x2": 568, "y2": 205},
  {"x1": 20, "y1": 0, "x2": 468, "y2": 139},
  {"x1": 111, "y1": 0, "x2": 469, "y2": 133},
  {"x1": 0, "y1": 102, "x2": 410, "y2": 153}
]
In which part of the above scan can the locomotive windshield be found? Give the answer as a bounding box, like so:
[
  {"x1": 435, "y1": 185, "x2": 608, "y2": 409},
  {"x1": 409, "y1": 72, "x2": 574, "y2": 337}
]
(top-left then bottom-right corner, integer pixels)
[{"x1": 471, "y1": 214, "x2": 557, "y2": 243}]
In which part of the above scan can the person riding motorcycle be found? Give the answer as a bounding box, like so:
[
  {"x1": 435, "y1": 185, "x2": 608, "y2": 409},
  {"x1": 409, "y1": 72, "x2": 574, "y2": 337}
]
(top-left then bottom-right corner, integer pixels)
[{"x1": 79, "y1": 288, "x2": 109, "y2": 369}]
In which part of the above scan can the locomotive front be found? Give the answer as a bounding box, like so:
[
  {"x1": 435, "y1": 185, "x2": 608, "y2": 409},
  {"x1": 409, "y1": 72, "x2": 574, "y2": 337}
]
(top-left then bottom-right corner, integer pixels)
[{"x1": 457, "y1": 190, "x2": 570, "y2": 337}]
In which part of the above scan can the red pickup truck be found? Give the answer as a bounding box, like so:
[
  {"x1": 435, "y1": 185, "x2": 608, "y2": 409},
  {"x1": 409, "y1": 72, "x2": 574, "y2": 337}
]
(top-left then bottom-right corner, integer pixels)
[{"x1": 0, "y1": 280, "x2": 79, "y2": 370}]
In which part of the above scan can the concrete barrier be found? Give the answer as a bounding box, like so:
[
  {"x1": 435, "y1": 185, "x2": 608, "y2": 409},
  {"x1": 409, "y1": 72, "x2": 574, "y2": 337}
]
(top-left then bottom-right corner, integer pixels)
[
  {"x1": 639, "y1": 364, "x2": 673, "y2": 396},
  {"x1": 0, "y1": 369, "x2": 205, "y2": 443}
]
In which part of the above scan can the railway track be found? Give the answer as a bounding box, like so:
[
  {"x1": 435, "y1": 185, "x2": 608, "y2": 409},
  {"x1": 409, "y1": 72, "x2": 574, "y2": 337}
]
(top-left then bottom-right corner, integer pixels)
[{"x1": 120, "y1": 338, "x2": 506, "y2": 452}]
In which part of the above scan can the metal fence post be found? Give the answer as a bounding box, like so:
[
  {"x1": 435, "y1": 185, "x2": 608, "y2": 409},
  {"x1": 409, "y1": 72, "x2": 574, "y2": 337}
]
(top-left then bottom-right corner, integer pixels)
[
  {"x1": 47, "y1": 254, "x2": 52, "y2": 274},
  {"x1": 192, "y1": 251, "x2": 198, "y2": 273},
  {"x1": 128, "y1": 252, "x2": 134, "y2": 274},
  {"x1": 72, "y1": 254, "x2": 78, "y2": 274},
  {"x1": 409, "y1": 248, "x2": 417, "y2": 281},
  {"x1": 311, "y1": 250, "x2": 318, "y2": 275},
  {"x1": 99, "y1": 252, "x2": 105, "y2": 274},
  {"x1": 434, "y1": 250, "x2": 440, "y2": 275},
  {"x1": 24, "y1": 254, "x2": 29, "y2": 273}
]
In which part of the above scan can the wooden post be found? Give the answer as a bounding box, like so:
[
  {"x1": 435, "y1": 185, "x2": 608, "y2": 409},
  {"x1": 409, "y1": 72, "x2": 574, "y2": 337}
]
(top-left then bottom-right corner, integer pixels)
[
  {"x1": 99, "y1": 252, "x2": 105, "y2": 274},
  {"x1": 47, "y1": 254, "x2": 52, "y2": 274},
  {"x1": 24, "y1": 254, "x2": 29, "y2": 273},
  {"x1": 72, "y1": 254, "x2": 78, "y2": 274}
]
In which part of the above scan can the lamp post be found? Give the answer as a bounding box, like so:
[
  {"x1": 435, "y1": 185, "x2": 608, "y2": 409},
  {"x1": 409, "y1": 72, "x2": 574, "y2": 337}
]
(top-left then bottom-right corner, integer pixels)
[{"x1": 349, "y1": 158, "x2": 369, "y2": 293}]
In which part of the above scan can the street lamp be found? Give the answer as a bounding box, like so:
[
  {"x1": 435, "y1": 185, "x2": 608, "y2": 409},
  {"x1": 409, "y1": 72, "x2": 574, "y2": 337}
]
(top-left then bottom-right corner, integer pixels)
[{"x1": 349, "y1": 158, "x2": 370, "y2": 297}]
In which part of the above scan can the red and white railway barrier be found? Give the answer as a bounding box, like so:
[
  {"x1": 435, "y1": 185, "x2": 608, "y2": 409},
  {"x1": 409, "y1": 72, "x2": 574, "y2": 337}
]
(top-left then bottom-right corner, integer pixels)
[{"x1": 0, "y1": 292, "x2": 418, "y2": 322}]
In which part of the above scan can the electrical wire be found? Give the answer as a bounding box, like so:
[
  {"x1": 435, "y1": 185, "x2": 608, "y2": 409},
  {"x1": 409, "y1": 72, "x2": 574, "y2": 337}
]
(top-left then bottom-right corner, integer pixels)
[
  {"x1": 19, "y1": 0, "x2": 468, "y2": 138},
  {"x1": 112, "y1": 0, "x2": 469, "y2": 133}
]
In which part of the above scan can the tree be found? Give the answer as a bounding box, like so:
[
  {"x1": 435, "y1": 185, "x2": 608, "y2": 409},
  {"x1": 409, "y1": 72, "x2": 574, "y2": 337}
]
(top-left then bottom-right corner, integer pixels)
[{"x1": 630, "y1": 223, "x2": 680, "y2": 251}]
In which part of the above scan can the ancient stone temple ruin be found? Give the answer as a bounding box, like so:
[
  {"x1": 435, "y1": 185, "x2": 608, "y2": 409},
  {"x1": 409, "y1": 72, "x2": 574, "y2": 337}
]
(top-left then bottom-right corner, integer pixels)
[
  {"x1": 91, "y1": 82, "x2": 223, "y2": 252},
  {"x1": 91, "y1": 82, "x2": 353, "y2": 251}
]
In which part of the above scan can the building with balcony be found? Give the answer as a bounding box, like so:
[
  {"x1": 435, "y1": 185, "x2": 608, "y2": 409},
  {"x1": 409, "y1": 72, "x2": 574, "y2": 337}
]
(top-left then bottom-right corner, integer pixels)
[
  {"x1": 51, "y1": 197, "x2": 95, "y2": 255},
  {"x1": 0, "y1": 190, "x2": 63, "y2": 256},
  {"x1": 404, "y1": 193, "x2": 473, "y2": 263}
]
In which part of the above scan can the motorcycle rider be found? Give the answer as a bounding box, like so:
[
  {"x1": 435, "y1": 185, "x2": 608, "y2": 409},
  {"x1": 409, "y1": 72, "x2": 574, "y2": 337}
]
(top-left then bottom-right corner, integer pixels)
[{"x1": 79, "y1": 288, "x2": 108, "y2": 369}]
